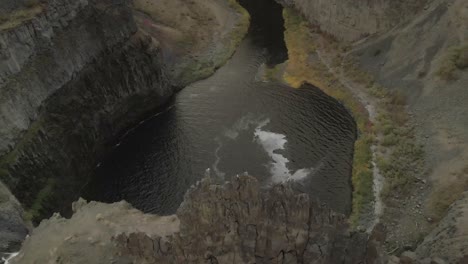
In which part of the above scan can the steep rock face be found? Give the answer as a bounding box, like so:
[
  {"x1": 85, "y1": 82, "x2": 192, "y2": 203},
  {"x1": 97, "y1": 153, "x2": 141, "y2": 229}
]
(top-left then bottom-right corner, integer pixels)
[
  {"x1": 11, "y1": 175, "x2": 370, "y2": 263},
  {"x1": 0, "y1": 0, "x2": 172, "y2": 218},
  {"x1": 276, "y1": 0, "x2": 428, "y2": 42},
  {"x1": 0, "y1": 0, "x2": 172, "y2": 252},
  {"x1": 0, "y1": 0, "x2": 95, "y2": 154}
]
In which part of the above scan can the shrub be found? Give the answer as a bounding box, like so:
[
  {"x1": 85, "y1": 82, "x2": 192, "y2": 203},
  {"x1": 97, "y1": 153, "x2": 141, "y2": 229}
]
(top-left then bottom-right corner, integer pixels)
[
  {"x1": 428, "y1": 170, "x2": 468, "y2": 220},
  {"x1": 381, "y1": 133, "x2": 398, "y2": 146},
  {"x1": 24, "y1": 0, "x2": 40, "y2": 8},
  {"x1": 0, "y1": 14, "x2": 8, "y2": 24},
  {"x1": 388, "y1": 91, "x2": 406, "y2": 106},
  {"x1": 455, "y1": 45, "x2": 468, "y2": 69},
  {"x1": 437, "y1": 43, "x2": 468, "y2": 80}
]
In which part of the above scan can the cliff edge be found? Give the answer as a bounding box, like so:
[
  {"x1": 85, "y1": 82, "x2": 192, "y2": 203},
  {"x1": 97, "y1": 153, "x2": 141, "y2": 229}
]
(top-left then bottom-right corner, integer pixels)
[
  {"x1": 9, "y1": 174, "x2": 464, "y2": 263},
  {"x1": 10, "y1": 175, "x2": 369, "y2": 263}
]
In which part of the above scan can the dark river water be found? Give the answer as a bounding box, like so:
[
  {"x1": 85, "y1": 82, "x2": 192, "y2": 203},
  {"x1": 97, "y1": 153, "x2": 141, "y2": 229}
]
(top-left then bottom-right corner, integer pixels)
[{"x1": 82, "y1": 0, "x2": 356, "y2": 215}]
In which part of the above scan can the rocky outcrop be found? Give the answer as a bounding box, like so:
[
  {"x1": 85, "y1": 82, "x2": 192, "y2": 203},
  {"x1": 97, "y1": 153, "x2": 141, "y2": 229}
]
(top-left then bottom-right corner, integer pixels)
[
  {"x1": 415, "y1": 191, "x2": 468, "y2": 263},
  {"x1": 276, "y1": 0, "x2": 428, "y2": 42},
  {"x1": 133, "y1": 0, "x2": 250, "y2": 87},
  {"x1": 10, "y1": 175, "x2": 371, "y2": 263},
  {"x1": 8, "y1": 175, "x2": 466, "y2": 263}
]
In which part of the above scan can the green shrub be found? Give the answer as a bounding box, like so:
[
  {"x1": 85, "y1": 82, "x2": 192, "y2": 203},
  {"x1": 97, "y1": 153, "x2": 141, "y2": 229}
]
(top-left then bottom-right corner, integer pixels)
[
  {"x1": 24, "y1": 178, "x2": 56, "y2": 222},
  {"x1": 437, "y1": 43, "x2": 468, "y2": 80},
  {"x1": 381, "y1": 133, "x2": 398, "y2": 146}
]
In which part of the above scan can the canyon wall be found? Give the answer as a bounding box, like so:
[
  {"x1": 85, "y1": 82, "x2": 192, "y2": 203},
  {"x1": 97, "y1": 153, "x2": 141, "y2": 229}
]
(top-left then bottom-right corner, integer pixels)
[
  {"x1": 278, "y1": 0, "x2": 468, "y2": 262},
  {"x1": 0, "y1": 0, "x2": 173, "y2": 251},
  {"x1": 276, "y1": 0, "x2": 428, "y2": 42},
  {"x1": 0, "y1": 0, "x2": 248, "y2": 252},
  {"x1": 9, "y1": 175, "x2": 372, "y2": 264},
  {"x1": 351, "y1": 0, "x2": 468, "y2": 252}
]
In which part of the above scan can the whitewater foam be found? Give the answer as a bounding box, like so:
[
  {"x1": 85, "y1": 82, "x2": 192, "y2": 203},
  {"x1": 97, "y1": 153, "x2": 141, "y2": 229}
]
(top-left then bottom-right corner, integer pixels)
[
  {"x1": 2, "y1": 252, "x2": 19, "y2": 264},
  {"x1": 254, "y1": 119, "x2": 312, "y2": 183}
]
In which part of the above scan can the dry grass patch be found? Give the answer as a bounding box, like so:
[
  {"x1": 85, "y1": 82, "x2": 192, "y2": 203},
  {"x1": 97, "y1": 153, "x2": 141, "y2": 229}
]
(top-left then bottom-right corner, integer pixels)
[
  {"x1": 0, "y1": 4, "x2": 43, "y2": 31},
  {"x1": 428, "y1": 167, "x2": 468, "y2": 220},
  {"x1": 437, "y1": 43, "x2": 468, "y2": 80}
]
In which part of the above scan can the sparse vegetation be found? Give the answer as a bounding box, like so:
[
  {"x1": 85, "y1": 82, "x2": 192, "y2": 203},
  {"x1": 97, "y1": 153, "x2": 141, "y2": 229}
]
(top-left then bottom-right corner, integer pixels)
[
  {"x1": 0, "y1": 14, "x2": 8, "y2": 24},
  {"x1": 0, "y1": 118, "x2": 54, "y2": 223},
  {"x1": 281, "y1": 8, "x2": 375, "y2": 224},
  {"x1": 341, "y1": 56, "x2": 424, "y2": 204},
  {"x1": 23, "y1": 178, "x2": 56, "y2": 222},
  {"x1": 280, "y1": 7, "x2": 427, "y2": 226},
  {"x1": 0, "y1": 4, "x2": 43, "y2": 31},
  {"x1": 437, "y1": 43, "x2": 468, "y2": 80}
]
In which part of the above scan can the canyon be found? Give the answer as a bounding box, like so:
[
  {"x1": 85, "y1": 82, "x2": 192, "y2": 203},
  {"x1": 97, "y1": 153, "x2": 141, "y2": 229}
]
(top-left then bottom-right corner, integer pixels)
[{"x1": 1, "y1": 0, "x2": 468, "y2": 263}]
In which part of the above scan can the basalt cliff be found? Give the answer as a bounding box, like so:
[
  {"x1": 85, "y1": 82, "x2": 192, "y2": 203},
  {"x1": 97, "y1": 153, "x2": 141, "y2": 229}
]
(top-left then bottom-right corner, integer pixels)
[
  {"x1": 9, "y1": 174, "x2": 468, "y2": 263},
  {"x1": 9, "y1": 175, "x2": 371, "y2": 263}
]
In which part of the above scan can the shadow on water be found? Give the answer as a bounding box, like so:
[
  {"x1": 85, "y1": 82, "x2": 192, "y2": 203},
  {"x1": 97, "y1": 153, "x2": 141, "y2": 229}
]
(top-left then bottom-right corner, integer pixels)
[
  {"x1": 82, "y1": 0, "x2": 356, "y2": 216},
  {"x1": 238, "y1": 0, "x2": 288, "y2": 65}
]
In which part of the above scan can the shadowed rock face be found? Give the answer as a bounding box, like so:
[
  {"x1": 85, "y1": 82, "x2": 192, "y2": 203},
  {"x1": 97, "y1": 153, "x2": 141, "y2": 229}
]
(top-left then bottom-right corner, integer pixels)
[
  {"x1": 0, "y1": 0, "x2": 172, "y2": 233},
  {"x1": 11, "y1": 175, "x2": 370, "y2": 263}
]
